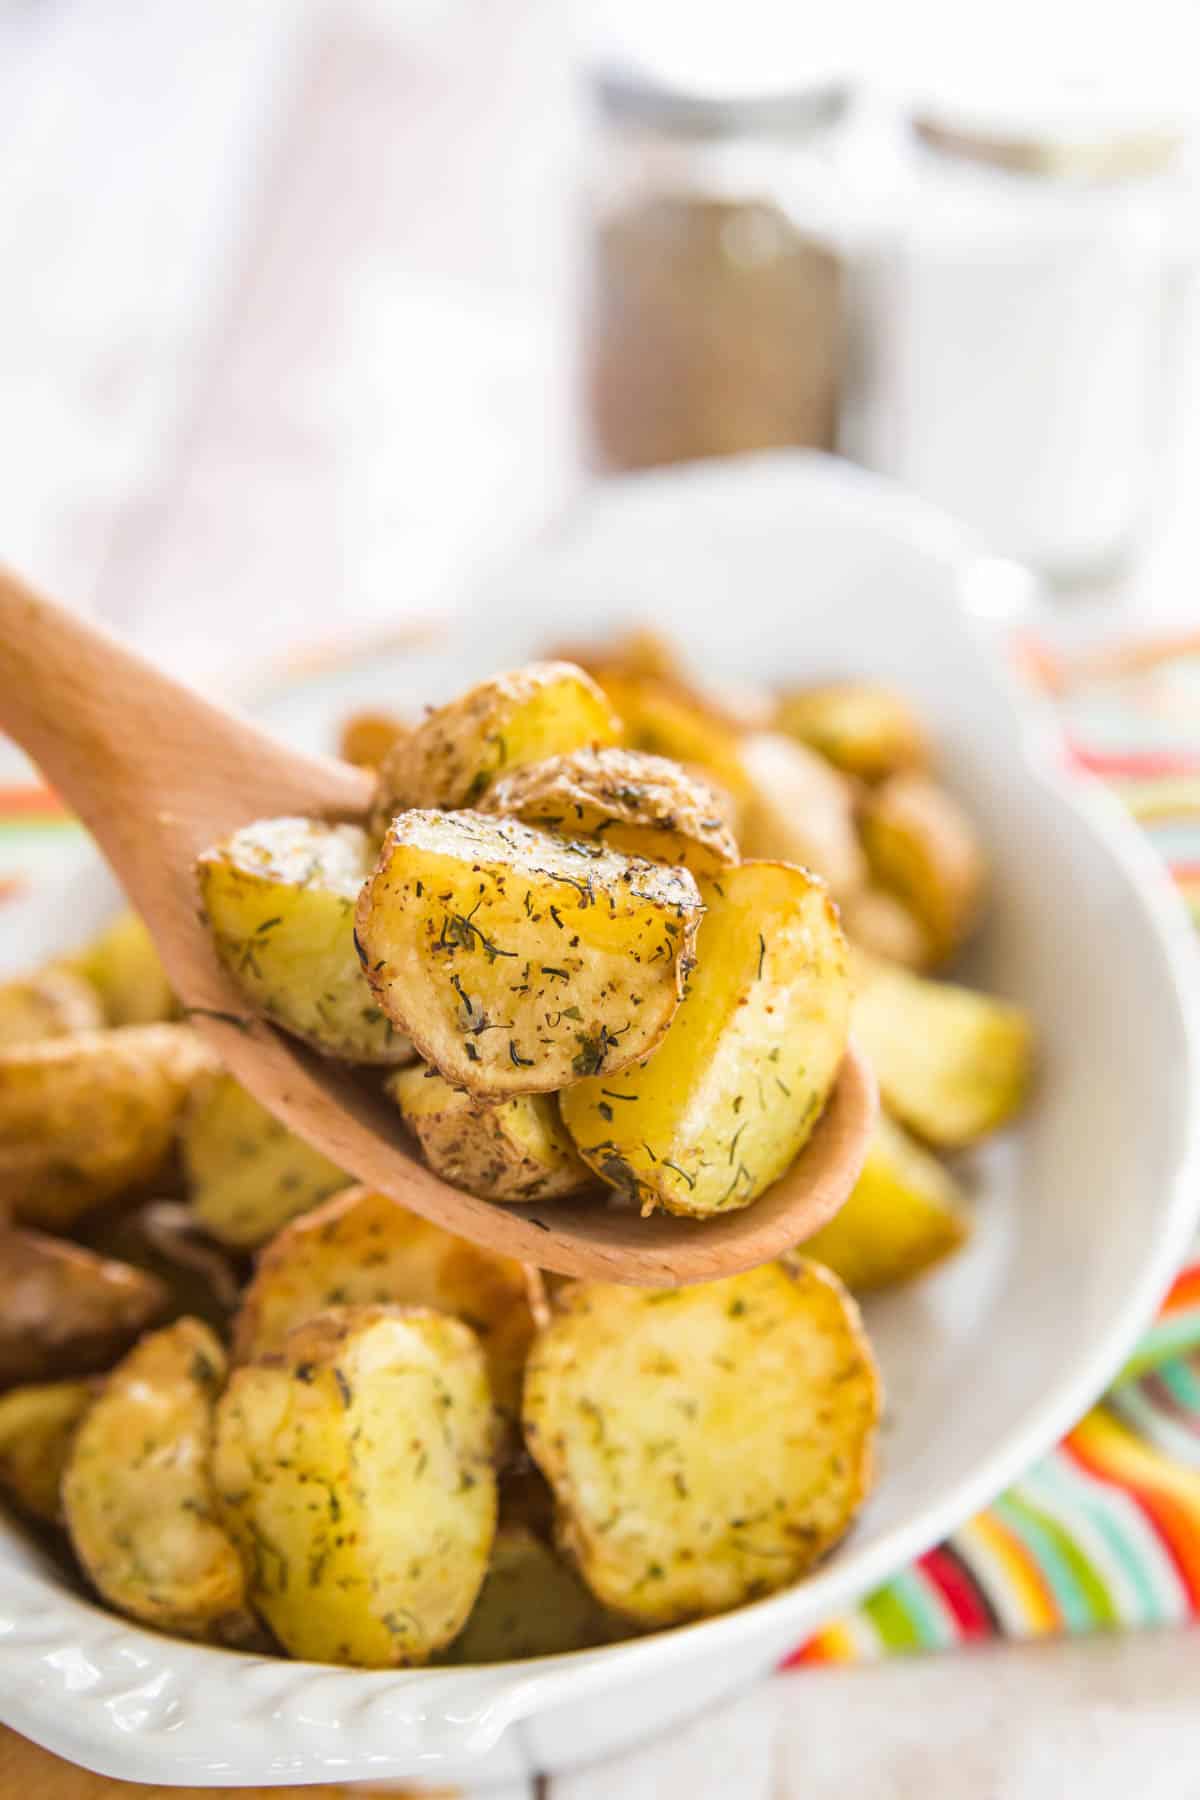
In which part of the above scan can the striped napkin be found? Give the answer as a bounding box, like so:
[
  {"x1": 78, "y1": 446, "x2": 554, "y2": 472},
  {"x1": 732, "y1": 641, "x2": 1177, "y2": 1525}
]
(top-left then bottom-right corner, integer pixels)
[
  {"x1": 794, "y1": 633, "x2": 1200, "y2": 1663},
  {"x1": 3, "y1": 632, "x2": 1199, "y2": 1667}
]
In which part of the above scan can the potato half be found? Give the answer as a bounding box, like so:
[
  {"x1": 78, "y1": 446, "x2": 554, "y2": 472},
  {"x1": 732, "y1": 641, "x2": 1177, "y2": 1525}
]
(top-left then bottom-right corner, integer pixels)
[
  {"x1": 372, "y1": 662, "x2": 619, "y2": 823},
  {"x1": 484, "y1": 746, "x2": 737, "y2": 877},
  {"x1": 444, "y1": 1524, "x2": 619, "y2": 1663},
  {"x1": 233, "y1": 1184, "x2": 539, "y2": 1428},
  {"x1": 197, "y1": 817, "x2": 416, "y2": 1065},
  {"x1": 0, "y1": 1229, "x2": 167, "y2": 1387},
  {"x1": 0, "y1": 1379, "x2": 97, "y2": 1524},
  {"x1": 357, "y1": 810, "x2": 702, "y2": 1096},
  {"x1": 180, "y1": 1069, "x2": 351, "y2": 1248},
  {"x1": 523, "y1": 1262, "x2": 879, "y2": 1627},
  {"x1": 595, "y1": 672, "x2": 751, "y2": 803},
  {"x1": 774, "y1": 680, "x2": 928, "y2": 782},
  {"x1": 737, "y1": 732, "x2": 865, "y2": 899},
  {"x1": 387, "y1": 1063, "x2": 592, "y2": 1204},
  {"x1": 67, "y1": 909, "x2": 177, "y2": 1026},
  {"x1": 803, "y1": 1113, "x2": 969, "y2": 1291},
  {"x1": 560, "y1": 862, "x2": 850, "y2": 1217},
  {"x1": 859, "y1": 772, "x2": 985, "y2": 959},
  {"x1": 63, "y1": 1319, "x2": 255, "y2": 1643},
  {"x1": 214, "y1": 1306, "x2": 498, "y2": 1667},
  {"x1": 839, "y1": 885, "x2": 933, "y2": 971},
  {"x1": 0, "y1": 1024, "x2": 216, "y2": 1228},
  {"x1": 854, "y1": 953, "x2": 1032, "y2": 1148},
  {"x1": 0, "y1": 968, "x2": 103, "y2": 1048}
]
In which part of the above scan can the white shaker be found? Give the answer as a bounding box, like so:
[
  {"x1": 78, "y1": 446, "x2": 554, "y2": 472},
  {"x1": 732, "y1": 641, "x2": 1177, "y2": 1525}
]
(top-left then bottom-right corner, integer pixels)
[{"x1": 843, "y1": 80, "x2": 1189, "y2": 583}]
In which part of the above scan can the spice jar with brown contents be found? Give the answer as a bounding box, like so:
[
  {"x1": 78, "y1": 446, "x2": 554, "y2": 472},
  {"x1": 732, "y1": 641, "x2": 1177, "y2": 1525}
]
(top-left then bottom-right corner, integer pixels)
[{"x1": 582, "y1": 68, "x2": 850, "y2": 472}]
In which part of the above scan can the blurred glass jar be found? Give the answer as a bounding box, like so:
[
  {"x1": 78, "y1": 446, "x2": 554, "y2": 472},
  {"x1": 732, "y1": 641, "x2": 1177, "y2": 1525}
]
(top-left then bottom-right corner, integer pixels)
[
  {"x1": 842, "y1": 81, "x2": 1191, "y2": 584},
  {"x1": 581, "y1": 67, "x2": 852, "y2": 472}
]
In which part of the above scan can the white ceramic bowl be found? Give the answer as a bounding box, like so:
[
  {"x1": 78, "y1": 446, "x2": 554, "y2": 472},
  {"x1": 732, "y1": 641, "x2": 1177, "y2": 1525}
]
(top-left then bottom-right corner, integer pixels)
[{"x1": 2, "y1": 455, "x2": 1198, "y2": 1789}]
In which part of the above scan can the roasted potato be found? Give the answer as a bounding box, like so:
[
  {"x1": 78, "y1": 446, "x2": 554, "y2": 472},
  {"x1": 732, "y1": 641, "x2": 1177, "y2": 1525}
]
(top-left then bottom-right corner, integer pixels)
[
  {"x1": 0, "y1": 1379, "x2": 97, "y2": 1524},
  {"x1": 372, "y1": 662, "x2": 619, "y2": 824},
  {"x1": 233, "y1": 1185, "x2": 539, "y2": 1428},
  {"x1": 774, "y1": 680, "x2": 928, "y2": 782},
  {"x1": 387, "y1": 1064, "x2": 592, "y2": 1204},
  {"x1": 595, "y1": 672, "x2": 750, "y2": 803},
  {"x1": 214, "y1": 1306, "x2": 498, "y2": 1666},
  {"x1": 551, "y1": 625, "x2": 773, "y2": 734},
  {"x1": 839, "y1": 885, "x2": 933, "y2": 971},
  {"x1": 560, "y1": 862, "x2": 850, "y2": 1217},
  {"x1": 0, "y1": 967, "x2": 103, "y2": 1048},
  {"x1": 483, "y1": 746, "x2": 738, "y2": 876},
  {"x1": 859, "y1": 772, "x2": 986, "y2": 959},
  {"x1": 357, "y1": 810, "x2": 702, "y2": 1096},
  {"x1": 75, "y1": 1200, "x2": 241, "y2": 1336},
  {"x1": 0, "y1": 1024, "x2": 215, "y2": 1228},
  {"x1": 523, "y1": 1262, "x2": 879, "y2": 1627},
  {"x1": 737, "y1": 732, "x2": 865, "y2": 898},
  {"x1": 803, "y1": 1113, "x2": 969, "y2": 1291},
  {"x1": 197, "y1": 817, "x2": 415, "y2": 1065},
  {"x1": 854, "y1": 953, "x2": 1032, "y2": 1148},
  {"x1": 179, "y1": 1069, "x2": 350, "y2": 1247},
  {"x1": 0, "y1": 1228, "x2": 167, "y2": 1387},
  {"x1": 63, "y1": 1319, "x2": 256, "y2": 1643},
  {"x1": 337, "y1": 707, "x2": 409, "y2": 771},
  {"x1": 68, "y1": 909, "x2": 177, "y2": 1025},
  {"x1": 444, "y1": 1524, "x2": 618, "y2": 1663}
]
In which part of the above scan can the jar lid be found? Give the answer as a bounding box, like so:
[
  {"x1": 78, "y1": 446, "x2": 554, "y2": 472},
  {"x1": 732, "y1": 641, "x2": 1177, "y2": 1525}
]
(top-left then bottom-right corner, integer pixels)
[{"x1": 591, "y1": 61, "x2": 849, "y2": 140}]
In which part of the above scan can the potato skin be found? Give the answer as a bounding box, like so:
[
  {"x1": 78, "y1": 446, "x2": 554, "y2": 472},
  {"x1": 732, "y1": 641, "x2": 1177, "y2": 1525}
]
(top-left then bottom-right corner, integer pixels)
[
  {"x1": 387, "y1": 1064, "x2": 592, "y2": 1204},
  {"x1": 198, "y1": 816, "x2": 416, "y2": 1065},
  {"x1": 560, "y1": 862, "x2": 850, "y2": 1217},
  {"x1": 803, "y1": 1113, "x2": 968, "y2": 1291},
  {"x1": 233, "y1": 1185, "x2": 538, "y2": 1429},
  {"x1": 0, "y1": 1024, "x2": 216, "y2": 1228},
  {"x1": 63, "y1": 1319, "x2": 255, "y2": 1643},
  {"x1": 774, "y1": 680, "x2": 928, "y2": 782},
  {"x1": 737, "y1": 732, "x2": 865, "y2": 899},
  {"x1": 214, "y1": 1306, "x2": 498, "y2": 1667},
  {"x1": 443, "y1": 1524, "x2": 619, "y2": 1663},
  {"x1": 859, "y1": 772, "x2": 986, "y2": 960},
  {"x1": 523, "y1": 1261, "x2": 879, "y2": 1627},
  {"x1": 372, "y1": 662, "x2": 620, "y2": 823},
  {"x1": 853, "y1": 952, "x2": 1032, "y2": 1148},
  {"x1": 357, "y1": 810, "x2": 702, "y2": 1097},
  {"x1": 0, "y1": 1228, "x2": 167, "y2": 1387},
  {"x1": 180, "y1": 1069, "x2": 351, "y2": 1248},
  {"x1": 484, "y1": 746, "x2": 738, "y2": 876},
  {"x1": 0, "y1": 1379, "x2": 97, "y2": 1523},
  {"x1": 0, "y1": 968, "x2": 103, "y2": 1048}
]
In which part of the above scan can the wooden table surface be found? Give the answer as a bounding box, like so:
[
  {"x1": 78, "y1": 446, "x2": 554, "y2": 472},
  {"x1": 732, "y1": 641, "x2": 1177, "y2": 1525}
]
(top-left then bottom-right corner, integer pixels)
[{"x1": 3, "y1": 2, "x2": 1200, "y2": 1793}]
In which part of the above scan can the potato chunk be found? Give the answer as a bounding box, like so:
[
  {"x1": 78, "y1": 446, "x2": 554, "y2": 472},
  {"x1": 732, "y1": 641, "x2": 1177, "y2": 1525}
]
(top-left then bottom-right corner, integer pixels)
[
  {"x1": 444, "y1": 1524, "x2": 618, "y2": 1663},
  {"x1": 214, "y1": 1306, "x2": 498, "y2": 1667},
  {"x1": 387, "y1": 1064, "x2": 592, "y2": 1203},
  {"x1": 560, "y1": 863, "x2": 850, "y2": 1217},
  {"x1": 774, "y1": 680, "x2": 928, "y2": 782},
  {"x1": 854, "y1": 953, "x2": 1032, "y2": 1148},
  {"x1": 803, "y1": 1114, "x2": 969, "y2": 1291},
  {"x1": 523, "y1": 1262, "x2": 879, "y2": 1627},
  {"x1": 0, "y1": 1025, "x2": 216, "y2": 1228},
  {"x1": 0, "y1": 967, "x2": 103, "y2": 1048},
  {"x1": 233, "y1": 1185, "x2": 538, "y2": 1429},
  {"x1": 737, "y1": 733, "x2": 865, "y2": 899},
  {"x1": 839, "y1": 885, "x2": 933, "y2": 971},
  {"x1": 859, "y1": 772, "x2": 986, "y2": 959},
  {"x1": 372, "y1": 662, "x2": 619, "y2": 822},
  {"x1": 197, "y1": 817, "x2": 415, "y2": 1065},
  {"x1": 63, "y1": 1319, "x2": 255, "y2": 1643},
  {"x1": 68, "y1": 909, "x2": 177, "y2": 1025},
  {"x1": 484, "y1": 746, "x2": 737, "y2": 876},
  {"x1": 357, "y1": 810, "x2": 702, "y2": 1096},
  {"x1": 0, "y1": 1379, "x2": 97, "y2": 1523},
  {"x1": 337, "y1": 707, "x2": 409, "y2": 771},
  {"x1": 179, "y1": 1069, "x2": 350, "y2": 1247},
  {"x1": 596, "y1": 672, "x2": 751, "y2": 803},
  {"x1": 0, "y1": 1229, "x2": 167, "y2": 1387}
]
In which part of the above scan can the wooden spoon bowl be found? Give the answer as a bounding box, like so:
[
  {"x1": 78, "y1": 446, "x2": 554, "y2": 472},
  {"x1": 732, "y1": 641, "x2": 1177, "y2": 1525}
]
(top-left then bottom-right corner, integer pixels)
[{"x1": 0, "y1": 567, "x2": 875, "y2": 1285}]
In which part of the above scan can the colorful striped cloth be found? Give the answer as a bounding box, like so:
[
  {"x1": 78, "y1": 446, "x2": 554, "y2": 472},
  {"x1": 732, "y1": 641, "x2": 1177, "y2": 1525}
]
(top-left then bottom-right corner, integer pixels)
[
  {"x1": 3, "y1": 633, "x2": 1200, "y2": 1666},
  {"x1": 795, "y1": 633, "x2": 1200, "y2": 1663}
]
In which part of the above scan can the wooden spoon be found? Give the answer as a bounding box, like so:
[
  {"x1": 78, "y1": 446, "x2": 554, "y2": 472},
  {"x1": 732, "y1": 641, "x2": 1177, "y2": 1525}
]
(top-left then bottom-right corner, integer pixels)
[{"x1": 0, "y1": 568, "x2": 875, "y2": 1286}]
